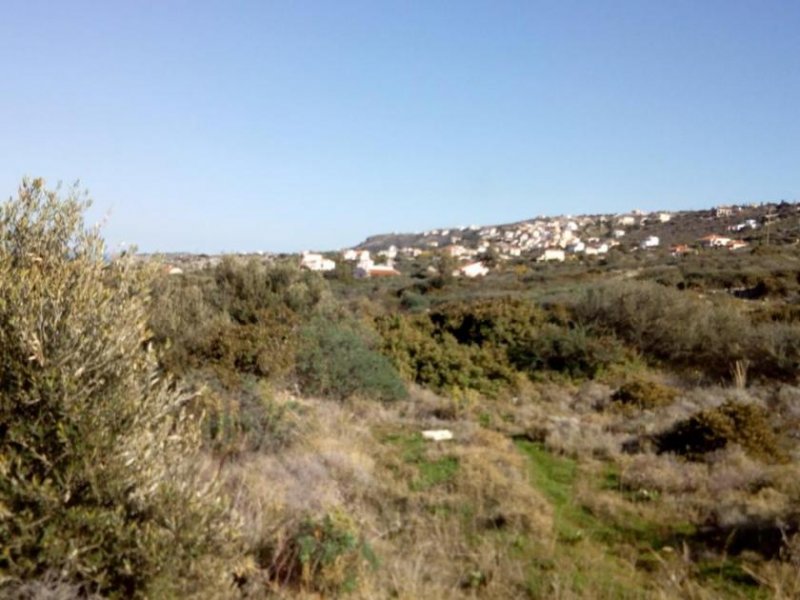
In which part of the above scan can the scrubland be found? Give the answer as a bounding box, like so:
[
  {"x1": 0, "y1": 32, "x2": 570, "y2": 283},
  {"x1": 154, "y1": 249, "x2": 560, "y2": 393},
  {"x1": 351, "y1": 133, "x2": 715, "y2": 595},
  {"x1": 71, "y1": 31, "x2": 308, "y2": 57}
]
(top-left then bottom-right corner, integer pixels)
[{"x1": 3, "y1": 180, "x2": 800, "y2": 598}]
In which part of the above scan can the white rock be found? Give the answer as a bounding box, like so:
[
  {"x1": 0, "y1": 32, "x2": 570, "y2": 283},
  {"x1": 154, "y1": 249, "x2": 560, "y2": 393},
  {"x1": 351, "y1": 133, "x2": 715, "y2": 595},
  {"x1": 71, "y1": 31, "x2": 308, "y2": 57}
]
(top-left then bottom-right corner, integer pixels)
[{"x1": 422, "y1": 429, "x2": 454, "y2": 442}]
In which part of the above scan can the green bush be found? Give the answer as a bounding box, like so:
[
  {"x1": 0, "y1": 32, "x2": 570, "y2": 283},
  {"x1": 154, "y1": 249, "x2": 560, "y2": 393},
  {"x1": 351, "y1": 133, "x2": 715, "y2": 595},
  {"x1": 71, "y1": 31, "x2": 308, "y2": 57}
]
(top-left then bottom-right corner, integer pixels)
[
  {"x1": 611, "y1": 379, "x2": 678, "y2": 411},
  {"x1": 575, "y1": 281, "x2": 758, "y2": 380},
  {"x1": 375, "y1": 299, "x2": 623, "y2": 396},
  {"x1": 375, "y1": 313, "x2": 518, "y2": 397},
  {"x1": 0, "y1": 179, "x2": 236, "y2": 597},
  {"x1": 257, "y1": 512, "x2": 376, "y2": 594},
  {"x1": 296, "y1": 319, "x2": 407, "y2": 401},
  {"x1": 201, "y1": 378, "x2": 300, "y2": 455},
  {"x1": 149, "y1": 259, "x2": 331, "y2": 383},
  {"x1": 656, "y1": 401, "x2": 784, "y2": 462},
  {"x1": 510, "y1": 323, "x2": 626, "y2": 379}
]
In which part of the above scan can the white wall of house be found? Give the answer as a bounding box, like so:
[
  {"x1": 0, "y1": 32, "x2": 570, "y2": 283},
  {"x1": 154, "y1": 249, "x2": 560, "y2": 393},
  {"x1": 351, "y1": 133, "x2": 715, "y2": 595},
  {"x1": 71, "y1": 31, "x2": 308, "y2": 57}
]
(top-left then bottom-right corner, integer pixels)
[
  {"x1": 458, "y1": 262, "x2": 489, "y2": 278},
  {"x1": 539, "y1": 249, "x2": 565, "y2": 262}
]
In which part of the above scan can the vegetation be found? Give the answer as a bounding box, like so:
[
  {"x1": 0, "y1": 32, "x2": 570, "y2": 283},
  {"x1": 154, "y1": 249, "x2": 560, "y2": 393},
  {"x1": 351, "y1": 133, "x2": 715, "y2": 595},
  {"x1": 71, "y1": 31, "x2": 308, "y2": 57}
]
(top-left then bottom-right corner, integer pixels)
[
  {"x1": 656, "y1": 400, "x2": 784, "y2": 462},
  {"x1": 4, "y1": 179, "x2": 800, "y2": 598},
  {"x1": 611, "y1": 379, "x2": 678, "y2": 411},
  {"x1": 0, "y1": 180, "x2": 236, "y2": 598}
]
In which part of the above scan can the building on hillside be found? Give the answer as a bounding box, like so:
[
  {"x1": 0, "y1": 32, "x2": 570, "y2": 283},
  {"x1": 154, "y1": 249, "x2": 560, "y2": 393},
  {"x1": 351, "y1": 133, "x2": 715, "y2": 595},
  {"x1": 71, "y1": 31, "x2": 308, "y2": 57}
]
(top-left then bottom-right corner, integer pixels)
[
  {"x1": 456, "y1": 261, "x2": 489, "y2": 278},
  {"x1": 729, "y1": 219, "x2": 759, "y2": 232},
  {"x1": 585, "y1": 243, "x2": 609, "y2": 256},
  {"x1": 378, "y1": 245, "x2": 398, "y2": 260},
  {"x1": 355, "y1": 264, "x2": 401, "y2": 278},
  {"x1": 567, "y1": 240, "x2": 586, "y2": 253},
  {"x1": 714, "y1": 206, "x2": 735, "y2": 218},
  {"x1": 443, "y1": 244, "x2": 468, "y2": 258},
  {"x1": 538, "y1": 248, "x2": 566, "y2": 262},
  {"x1": 640, "y1": 236, "x2": 660, "y2": 249},
  {"x1": 727, "y1": 240, "x2": 749, "y2": 251},
  {"x1": 698, "y1": 234, "x2": 732, "y2": 248},
  {"x1": 342, "y1": 249, "x2": 359, "y2": 261},
  {"x1": 401, "y1": 246, "x2": 422, "y2": 257},
  {"x1": 670, "y1": 244, "x2": 692, "y2": 256},
  {"x1": 617, "y1": 215, "x2": 636, "y2": 226},
  {"x1": 300, "y1": 252, "x2": 336, "y2": 272}
]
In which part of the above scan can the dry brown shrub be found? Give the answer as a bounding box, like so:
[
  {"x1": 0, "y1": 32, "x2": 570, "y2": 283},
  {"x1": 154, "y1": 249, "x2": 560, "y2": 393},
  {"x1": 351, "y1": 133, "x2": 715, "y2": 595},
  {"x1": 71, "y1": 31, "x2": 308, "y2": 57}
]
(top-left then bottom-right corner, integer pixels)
[{"x1": 619, "y1": 453, "x2": 706, "y2": 496}]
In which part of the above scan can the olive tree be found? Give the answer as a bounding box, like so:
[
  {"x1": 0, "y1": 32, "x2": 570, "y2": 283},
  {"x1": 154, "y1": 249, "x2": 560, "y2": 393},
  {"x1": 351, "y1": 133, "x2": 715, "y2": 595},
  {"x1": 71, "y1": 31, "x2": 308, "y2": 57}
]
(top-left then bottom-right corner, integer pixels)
[{"x1": 0, "y1": 179, "x2": 236, "y2": 597}]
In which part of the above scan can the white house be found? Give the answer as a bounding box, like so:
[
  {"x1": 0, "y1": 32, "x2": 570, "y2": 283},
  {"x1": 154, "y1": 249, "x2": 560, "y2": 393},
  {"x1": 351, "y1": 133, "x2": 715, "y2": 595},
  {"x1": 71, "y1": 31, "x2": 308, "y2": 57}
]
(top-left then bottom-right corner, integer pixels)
[
  {"x1": 617, "y1": 215, "x2": 636, "y2": 226},
  {"x1": 585, "y1": 243, "x2": 609, "y2": 256},
  {"x1": 355, "y1": 264, "x2": 401, "y2": 278},
  {"x1": 301, "y1": 252, "x2": 336, "y2": 272},
  {"x1": 456, "y1": 262, "x2": 489, "y2": 278},
  {"x1": 728, "y1": 240, "x2": 749, "y2": 251},
  {"x1": 444, "y1": 245, "x2": 468, "y2": 258},
  {"x1": 342, "y1": 249, "x2": 359, "y2": 261},
  {"x1": 640, "y1": 236, "x2": 660, "y2": 249},
  {"x1": 378, "y1": 245, "x2": 398, "y2": 260},
  {"x1": 567, "y1": 241, "x2": 586, "y2": 253},
  {"x1": 539, "y1": 249, "x2": 566, "y2": 262},
  {"x1": 698, "y1": 234, "x2": 732, "y2": 248}
]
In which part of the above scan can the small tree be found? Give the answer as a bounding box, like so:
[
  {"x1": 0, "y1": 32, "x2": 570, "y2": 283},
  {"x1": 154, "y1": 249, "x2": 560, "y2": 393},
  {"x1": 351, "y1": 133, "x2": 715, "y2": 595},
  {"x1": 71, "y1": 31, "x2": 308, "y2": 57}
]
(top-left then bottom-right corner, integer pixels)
[{"x1": 0, "y1": 179, "x2": 236, "y2": 597}]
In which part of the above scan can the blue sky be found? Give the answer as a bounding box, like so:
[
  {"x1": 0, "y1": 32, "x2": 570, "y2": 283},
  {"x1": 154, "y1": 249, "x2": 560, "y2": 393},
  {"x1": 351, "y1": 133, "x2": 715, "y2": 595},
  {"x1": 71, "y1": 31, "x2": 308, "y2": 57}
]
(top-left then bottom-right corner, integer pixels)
[{"x1": 1, "y1": 1, "x2": 798, "y2": 252}]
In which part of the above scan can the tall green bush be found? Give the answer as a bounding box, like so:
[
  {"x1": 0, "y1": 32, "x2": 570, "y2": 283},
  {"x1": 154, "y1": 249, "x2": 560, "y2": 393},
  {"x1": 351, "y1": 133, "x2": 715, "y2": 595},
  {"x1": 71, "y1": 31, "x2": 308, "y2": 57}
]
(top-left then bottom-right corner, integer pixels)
[
  {"x1": 296, "y1": 318, "x2": 406, "y2": 402},
  {"x1": 0, "y1": 179, "x2": 236, "y2": 597}
]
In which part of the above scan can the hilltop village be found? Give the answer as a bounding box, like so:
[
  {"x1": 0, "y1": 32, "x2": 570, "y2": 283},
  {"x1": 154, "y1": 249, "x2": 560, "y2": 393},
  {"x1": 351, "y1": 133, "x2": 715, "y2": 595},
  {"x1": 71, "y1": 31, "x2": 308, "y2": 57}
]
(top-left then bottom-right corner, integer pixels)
[
  {"x1": 297, "y1": 204, "x2": 768, "y2": 278},
  {"x1": 154, "y1": 201, "x2": 798, "y2": 278}
]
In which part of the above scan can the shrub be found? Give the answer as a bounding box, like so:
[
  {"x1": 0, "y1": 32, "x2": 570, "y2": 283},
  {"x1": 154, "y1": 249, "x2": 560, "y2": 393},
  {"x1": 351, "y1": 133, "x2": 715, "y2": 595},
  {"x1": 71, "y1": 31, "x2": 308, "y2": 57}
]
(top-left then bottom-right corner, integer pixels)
[
  {"x1": 374, "y1": 314, "x2": 518, "y2": 397},
  {"x1": 611, "y1": 379, "x2": 678, "y2": 411},
  {"x1": 201, "y1": 378, "x2": 301, "y2": 455},
  {"x1": 510, "y1": 323, "x2": 626, "y2": 379},
  {"x1": 399, "y1": 289, "x2": 430, "y2": 312},
  {"x1": 575, "y1": 281, "x2": 753, "y2": 380},
  {"x1": 0, "y1": 179, "x2": 236, "y2": 597},
  {"x1": 656, "y1": 401, "x2": 784, "y2": 462},
  {"x1": 257, "y1": 512, "x2": 375, "y2": 594},
  {"x1": 296, "y1": 318, "x2": 407, "y2": 401}
]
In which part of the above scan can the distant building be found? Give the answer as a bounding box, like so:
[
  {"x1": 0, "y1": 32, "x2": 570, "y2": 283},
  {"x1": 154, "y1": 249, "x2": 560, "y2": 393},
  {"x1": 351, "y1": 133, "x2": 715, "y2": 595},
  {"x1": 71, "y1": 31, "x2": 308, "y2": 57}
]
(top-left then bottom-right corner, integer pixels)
[
  {"x1": 301, "y1": 252, "x2": 336, "y2": 272},
  {"x1": 539, "y1": 248, "x2": 566, "y2": 262},
  {"x1": 727, "y1": 240, "x2": 749, "y2": 251},
  {"x1": 617, "y1": 215, "x2": 636, "y2": 226},
  {"x1": 456, "y1": 262, "x2": 489, "y2": 278},
  {"x1": 698, "y1": 234, "x2": 732, "y2": 248},
  {"x1": 567, "y1": 241, "x2": 586, "y2": 253},
  {"x1": 640, "y1": 236, "x2": 660, "y2": 249},
  {"x1": 714, "y1": 206, "x2": 735, "y2": 218},
  {"x1": 585, "y1": 243, "x2": 609, "y2": 255},
  {"x1": 443, "y1": 245, "x2": 468, "y2": 258},
  {"x1": 355, "y1": 264, "x2": 400, "y2": 278}
]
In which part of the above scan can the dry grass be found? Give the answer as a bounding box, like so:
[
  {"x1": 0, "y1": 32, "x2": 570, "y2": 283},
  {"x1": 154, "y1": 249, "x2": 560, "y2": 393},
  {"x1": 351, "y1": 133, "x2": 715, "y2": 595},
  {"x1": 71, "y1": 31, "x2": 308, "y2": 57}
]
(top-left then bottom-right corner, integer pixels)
[{"x1": 193, "y1": 379, "x2": 800, "y2": 599}]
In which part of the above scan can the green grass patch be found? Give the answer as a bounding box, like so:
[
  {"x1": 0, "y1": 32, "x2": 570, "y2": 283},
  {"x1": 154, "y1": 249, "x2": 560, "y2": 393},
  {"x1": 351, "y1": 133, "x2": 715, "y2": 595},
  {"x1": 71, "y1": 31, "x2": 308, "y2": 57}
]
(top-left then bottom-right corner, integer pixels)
[
  {"x1": 411, "y1": 456, "x2": 459, "y2": 491},
  {"x1": 515, "y1": 440, "x2": 770, "y2": 598},
  {"x1": 382, "y1": 431, "x2": 460, "y2": 491}
]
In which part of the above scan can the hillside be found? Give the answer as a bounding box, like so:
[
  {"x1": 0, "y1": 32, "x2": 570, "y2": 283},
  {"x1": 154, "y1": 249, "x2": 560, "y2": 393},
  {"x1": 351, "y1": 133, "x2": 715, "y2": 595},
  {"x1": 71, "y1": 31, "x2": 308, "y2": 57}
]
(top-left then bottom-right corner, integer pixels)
[
  {"x1": 6, "y1": 182, "x2": 800, "y2": 599},
  {"x1": 353, "y1": 201, "x2": 800, "y2": 259}
]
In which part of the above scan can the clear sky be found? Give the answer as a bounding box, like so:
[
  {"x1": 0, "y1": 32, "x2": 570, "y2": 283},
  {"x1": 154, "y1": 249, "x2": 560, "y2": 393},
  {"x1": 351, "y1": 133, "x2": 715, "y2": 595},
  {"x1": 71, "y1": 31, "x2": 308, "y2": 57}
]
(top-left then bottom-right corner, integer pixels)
[{"x1": 1, "y1": 1, "x2": 798, "y2": 253}]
